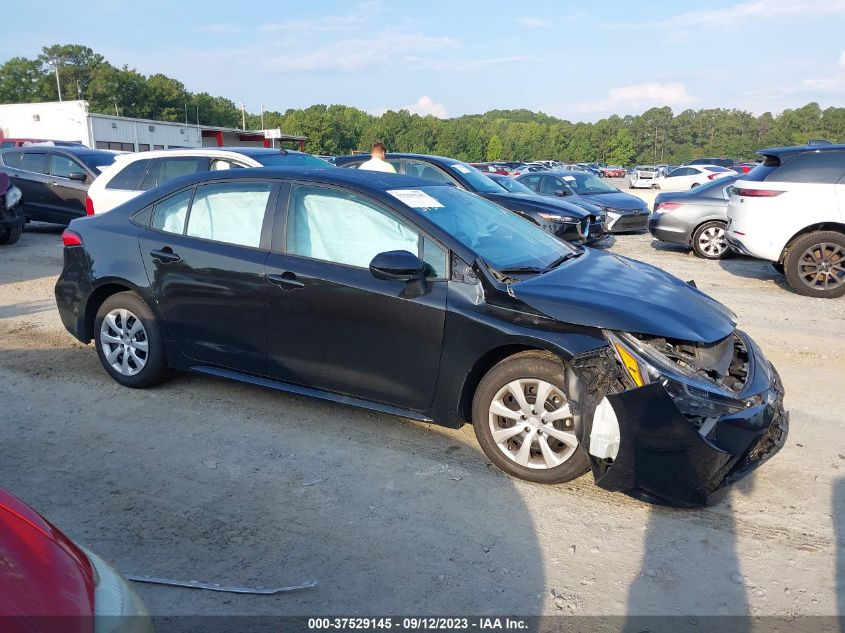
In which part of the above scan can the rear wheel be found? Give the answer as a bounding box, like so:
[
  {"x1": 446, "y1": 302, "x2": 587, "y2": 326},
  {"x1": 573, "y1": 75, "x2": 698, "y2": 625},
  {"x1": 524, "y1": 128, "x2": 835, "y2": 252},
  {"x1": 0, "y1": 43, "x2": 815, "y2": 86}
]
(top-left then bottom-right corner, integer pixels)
[
  {"x1": 94, "y1": 291, "x2": 170, "y2": 387},
  {"x1": 692, "y1": 221, "x2": 731, "y2": 260},
  {"x1": 783, "y1": 231, "x2": 845, "y2": 298},
  {"x1": 0, "y1": 225, "x2": 22, "y2": 245},
  {"x1": 472, "y1": 351, "x2": 589, "y2": 484}
]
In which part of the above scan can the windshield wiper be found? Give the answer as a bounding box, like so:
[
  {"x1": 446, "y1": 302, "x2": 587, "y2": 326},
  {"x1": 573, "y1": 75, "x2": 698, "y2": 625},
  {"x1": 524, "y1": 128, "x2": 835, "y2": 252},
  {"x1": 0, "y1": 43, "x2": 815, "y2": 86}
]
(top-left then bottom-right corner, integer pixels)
[
  {"x1": 543, "y1": 250, "x2": 583, "y2": 271},
  {"x1": 498, "y1": 266, "x2": 546, "y2": 274}
]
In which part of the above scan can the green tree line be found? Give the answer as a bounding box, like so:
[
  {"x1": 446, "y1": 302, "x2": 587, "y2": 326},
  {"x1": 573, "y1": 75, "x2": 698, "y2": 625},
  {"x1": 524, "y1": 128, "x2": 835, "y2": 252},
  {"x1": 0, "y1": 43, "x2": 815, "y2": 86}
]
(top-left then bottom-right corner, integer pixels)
[{"x1": 3, "y1": 44, "x2": 844, "y2": 164}]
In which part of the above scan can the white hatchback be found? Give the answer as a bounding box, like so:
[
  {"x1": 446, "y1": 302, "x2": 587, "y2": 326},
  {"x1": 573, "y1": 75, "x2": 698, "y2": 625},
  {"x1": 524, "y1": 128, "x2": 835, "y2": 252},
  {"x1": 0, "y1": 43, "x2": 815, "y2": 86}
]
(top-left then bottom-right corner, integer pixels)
[
  {"x1": 86, "y1": 147, "x2": 328, "y2": 215},
  {"x1": 654, "y1": 165, "x2": 736, "y2": 192},
  {"x1": 726, "y1": 144, "x2": 845, "y2": 298}
]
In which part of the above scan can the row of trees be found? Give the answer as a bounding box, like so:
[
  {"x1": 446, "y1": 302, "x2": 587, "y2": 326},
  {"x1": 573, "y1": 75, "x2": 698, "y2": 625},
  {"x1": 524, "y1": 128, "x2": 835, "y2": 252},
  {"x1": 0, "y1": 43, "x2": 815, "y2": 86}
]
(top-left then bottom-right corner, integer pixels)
[{"x1": 3, "y1": 45, "x2": 844, "y2": 164}]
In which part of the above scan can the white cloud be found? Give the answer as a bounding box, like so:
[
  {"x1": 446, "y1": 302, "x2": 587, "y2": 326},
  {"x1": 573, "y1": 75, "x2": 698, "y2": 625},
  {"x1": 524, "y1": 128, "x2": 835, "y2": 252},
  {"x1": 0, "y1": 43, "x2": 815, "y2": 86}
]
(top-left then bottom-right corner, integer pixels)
[
  {"x1": 516, "y1": 17, "x2": 549, "y2": 28},
  {"x1": 839, "y1": 51, "x2": 845, "y2": 66},
  {"x1": 405, "y1": 96, "x2": 448, "y2": 118},
  {"x1": 603, "y1": 0, "x2": 845, "y2": 30},
  {"x1": 562, "y1": 82, "x2": 697, "y2": 117},
  {"x1": 261, "y1": 32, "x2": 456, "y2": 72},
  {"x1": 260, "y1": 15, "x2": 367, "y2": 33},
  {"x1": 401, "y1": 54, "x2": 540, "y2": 71}
]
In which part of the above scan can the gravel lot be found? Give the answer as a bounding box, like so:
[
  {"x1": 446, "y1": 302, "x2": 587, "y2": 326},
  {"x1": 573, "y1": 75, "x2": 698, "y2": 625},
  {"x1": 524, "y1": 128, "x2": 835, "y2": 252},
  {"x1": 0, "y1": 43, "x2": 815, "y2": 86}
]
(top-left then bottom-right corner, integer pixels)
[{"x1": 1, "y1": 188, "x2": 844, "y2": 622}]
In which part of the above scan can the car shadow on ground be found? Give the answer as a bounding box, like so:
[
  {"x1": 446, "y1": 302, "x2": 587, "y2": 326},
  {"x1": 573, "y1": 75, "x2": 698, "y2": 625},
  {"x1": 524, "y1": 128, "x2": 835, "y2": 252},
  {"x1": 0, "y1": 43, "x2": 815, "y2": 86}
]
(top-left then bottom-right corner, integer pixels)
[
  {"x1": 0, "y1": 344, "x2": 547, "y2": 622},
  {"x1": 647, "y1": 239, "x2": 691, "y2": 256},
  {"x1": 717, "y1": 256, "x2": 792, "y2": 291}
]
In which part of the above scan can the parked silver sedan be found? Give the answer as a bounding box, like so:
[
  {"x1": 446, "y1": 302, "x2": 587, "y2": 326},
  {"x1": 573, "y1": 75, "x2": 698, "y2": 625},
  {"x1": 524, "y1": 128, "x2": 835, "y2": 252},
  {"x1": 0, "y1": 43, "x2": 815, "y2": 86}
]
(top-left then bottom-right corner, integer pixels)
[{"x1": 648, "y1": 175, "x2": 739, "y2": 259}]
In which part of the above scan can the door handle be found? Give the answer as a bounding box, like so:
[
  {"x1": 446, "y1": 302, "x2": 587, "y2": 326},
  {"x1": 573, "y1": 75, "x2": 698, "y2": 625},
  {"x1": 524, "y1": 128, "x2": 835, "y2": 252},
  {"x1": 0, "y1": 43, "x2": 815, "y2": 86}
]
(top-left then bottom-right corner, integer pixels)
[
  {"x1": 267, "y1": 271, "x2": 305, "y2": 289},
  {"x1": 150, "y1": 247, "x2": 181, "y2": 263}
]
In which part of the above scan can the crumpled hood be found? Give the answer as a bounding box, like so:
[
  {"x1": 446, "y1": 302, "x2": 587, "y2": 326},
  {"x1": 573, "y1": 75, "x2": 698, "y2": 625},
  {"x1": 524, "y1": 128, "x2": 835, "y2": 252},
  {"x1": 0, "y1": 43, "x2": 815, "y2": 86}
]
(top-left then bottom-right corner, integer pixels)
[
  {"x1": 509, "y1": 248, "x2": 736, "y2": 343},
  {"x1": 482, "y1": 192, "x2": 590, "y2": 218},
  {"x1": 578, "y1": 191, "x2": 648, "y2": 212}
]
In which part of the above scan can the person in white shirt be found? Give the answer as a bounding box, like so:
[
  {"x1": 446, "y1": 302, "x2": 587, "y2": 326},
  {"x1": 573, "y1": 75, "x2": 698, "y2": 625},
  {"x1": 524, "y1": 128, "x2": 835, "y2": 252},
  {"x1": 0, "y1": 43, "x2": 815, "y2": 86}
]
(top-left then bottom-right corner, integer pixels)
[{"x1": 358, "y1": 142, "x2": 396, "y2": 173}]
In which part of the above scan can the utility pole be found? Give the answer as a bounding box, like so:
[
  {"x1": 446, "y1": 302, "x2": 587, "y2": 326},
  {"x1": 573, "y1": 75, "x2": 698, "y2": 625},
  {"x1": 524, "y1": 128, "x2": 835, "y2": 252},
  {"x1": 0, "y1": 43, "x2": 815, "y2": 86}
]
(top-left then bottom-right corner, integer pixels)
[
  {"x1": 52, "y1": 59, "x2": 62, "y2": 102},
  {"x1": 76, "y1": 80, "x2": 82, "y2": 100},
  {"x1": 241, "y1": 100, "x2": 246, "y2": 130},
  {"x1": 260, "y1": 104, "x2": 264, "y2": 130},
  {"x1": 184, "y1": 103, "x2": 188, "y2": 125}
]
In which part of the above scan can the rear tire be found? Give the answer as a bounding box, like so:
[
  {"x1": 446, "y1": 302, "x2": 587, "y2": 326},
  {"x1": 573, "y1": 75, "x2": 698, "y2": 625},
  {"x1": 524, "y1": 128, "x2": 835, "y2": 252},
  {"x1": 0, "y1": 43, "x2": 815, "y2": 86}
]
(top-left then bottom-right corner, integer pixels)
[
  {"x1": 692, "y1": 221, "x2": 731, "y2": 260},
  {"x1": 472, "y1": 351, "x2": 589, "y2": 484},
  {"x1": 94, "y1": 291, "x2": 170, "y2": 388},
  {"x1": 0, "y1": 225, "x2": 22, "y2": 245},
  {"x1": 783, "y1": 231, "x2": 845, "y2": 298}
]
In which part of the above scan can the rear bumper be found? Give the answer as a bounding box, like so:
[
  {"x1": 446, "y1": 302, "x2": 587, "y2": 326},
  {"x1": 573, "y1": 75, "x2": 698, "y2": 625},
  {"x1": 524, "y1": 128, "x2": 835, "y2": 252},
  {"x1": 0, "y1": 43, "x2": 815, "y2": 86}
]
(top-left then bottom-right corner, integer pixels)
[
  {"x1": 55, "y1": 246, "x2": 93, "y2": 343},
  {"x1": 648, "y1": 214, "x2": 691, "y2": 245},
  {"x1": 576, "y1": 333, "x2": 788, "y2": 507}
]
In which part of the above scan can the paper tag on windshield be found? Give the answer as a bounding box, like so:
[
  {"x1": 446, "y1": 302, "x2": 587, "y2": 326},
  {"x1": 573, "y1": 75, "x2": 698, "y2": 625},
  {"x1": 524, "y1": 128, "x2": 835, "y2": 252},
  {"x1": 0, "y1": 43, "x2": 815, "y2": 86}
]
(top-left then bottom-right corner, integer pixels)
[
  {"x1": 451, "y1": 164, "x2": 471, "y2": 173},
  {"x1": 562, "y1": 176, "x2": 576, "y2": 182},
  {"x1": 387, "y1": 189, "x2": 444, "y2": 208}
]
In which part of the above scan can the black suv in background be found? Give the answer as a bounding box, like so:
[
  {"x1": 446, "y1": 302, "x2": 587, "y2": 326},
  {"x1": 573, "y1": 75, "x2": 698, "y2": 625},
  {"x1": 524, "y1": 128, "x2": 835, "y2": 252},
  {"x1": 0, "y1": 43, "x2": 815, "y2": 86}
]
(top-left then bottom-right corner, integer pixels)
[
  {"x1": 0, "y1": 145, "x2": 118, "y2": 224},
  {"x1": 685, "y1": 158, "x2": 736, "y2": 168}
]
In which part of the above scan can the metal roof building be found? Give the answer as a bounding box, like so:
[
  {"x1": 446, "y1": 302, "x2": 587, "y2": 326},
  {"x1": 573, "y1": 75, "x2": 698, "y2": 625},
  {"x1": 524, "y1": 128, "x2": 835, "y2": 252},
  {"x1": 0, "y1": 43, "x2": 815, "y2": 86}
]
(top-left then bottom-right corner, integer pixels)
[{"x1": 0, "y1": 100, "x2": 307, "y2": 152}]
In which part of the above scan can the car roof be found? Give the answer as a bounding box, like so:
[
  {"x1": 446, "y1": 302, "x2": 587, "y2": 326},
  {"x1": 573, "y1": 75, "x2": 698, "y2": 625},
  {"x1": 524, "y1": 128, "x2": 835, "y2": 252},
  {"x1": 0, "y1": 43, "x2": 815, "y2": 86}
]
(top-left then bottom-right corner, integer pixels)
[
  {"x1": 757, "y1": 143, "x2": 845, "y2": 157},
  {"x1": 3, "y1": 144, "x2": 112, "y2": 156},
  {"x1": 335, "y1": 152, "x2": 463, "y2": 166},
  {"x1": 110, "y1": 147, "x2": 308, "y2": 163}
]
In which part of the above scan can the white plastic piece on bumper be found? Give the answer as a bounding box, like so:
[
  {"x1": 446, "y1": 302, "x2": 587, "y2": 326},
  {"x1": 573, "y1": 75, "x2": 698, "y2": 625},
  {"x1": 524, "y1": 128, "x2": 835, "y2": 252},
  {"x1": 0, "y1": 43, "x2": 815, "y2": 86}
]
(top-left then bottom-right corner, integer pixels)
[{"x1": 589, "y1": 396, "x2": 620, "y2": 460}]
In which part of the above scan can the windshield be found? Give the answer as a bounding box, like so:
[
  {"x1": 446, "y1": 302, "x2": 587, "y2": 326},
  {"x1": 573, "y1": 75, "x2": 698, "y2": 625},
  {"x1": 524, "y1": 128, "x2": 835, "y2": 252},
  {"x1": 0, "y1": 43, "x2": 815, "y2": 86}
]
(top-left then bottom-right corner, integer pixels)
[
  {"x1": 255, "y1": 152, "x2": 329, "y2": 168},
  {"x1": 557, "y1": 172, "x2": 619, "y2": 194},
  {"x1": 78, "y1": 152, "x2": 117, "y2": 172},
  {"x1": 448, "y1": 163, "x2": 504, "y2": 193},
  {"x1": 402, "y1": 186, "x2": 575, "y2": 271},
  {"x1": 491, "y1": 176, "x2": 535, "y2": 195}
]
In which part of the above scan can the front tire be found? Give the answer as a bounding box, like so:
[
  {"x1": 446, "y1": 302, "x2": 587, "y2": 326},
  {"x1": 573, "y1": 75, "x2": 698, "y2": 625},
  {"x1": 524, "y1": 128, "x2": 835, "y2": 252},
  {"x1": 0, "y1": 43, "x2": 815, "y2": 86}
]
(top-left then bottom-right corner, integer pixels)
[
  {"x1": 692, "y1": 221, "x2": 731, "y2": 260},
  {"x1": 0, "y1": 224, "x2": 22, "y2": 245},
  {"x1": 94, "y1": 291, "x2": 169, "y2": 387},
  {"x1": 783, "y1": 231, "x2": 845, "y2": 298},
  {"x1": 472, "y1": 351, "x2": 589, "y2": 484}
]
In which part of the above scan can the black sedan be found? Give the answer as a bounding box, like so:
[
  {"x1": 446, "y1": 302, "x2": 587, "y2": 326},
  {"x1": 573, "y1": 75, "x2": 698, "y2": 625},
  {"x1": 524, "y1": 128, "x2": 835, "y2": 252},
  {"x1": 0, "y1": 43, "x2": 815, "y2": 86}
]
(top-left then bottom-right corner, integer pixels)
[
  {"x1": 334, "y1": 153, "x2": 594, "y2": 244},
  {"x1": 517, "y1": 170, "x2": 650, "y2": 233},
  {"x1": 486, "y1": 173, "x2": 608, "y2": 241},
  {"x1": 55, "y1": 168, "x2": 787, "y2": 506},
  {"x1": 0, "y1": 145, "x2": 118, "y2": 224}
]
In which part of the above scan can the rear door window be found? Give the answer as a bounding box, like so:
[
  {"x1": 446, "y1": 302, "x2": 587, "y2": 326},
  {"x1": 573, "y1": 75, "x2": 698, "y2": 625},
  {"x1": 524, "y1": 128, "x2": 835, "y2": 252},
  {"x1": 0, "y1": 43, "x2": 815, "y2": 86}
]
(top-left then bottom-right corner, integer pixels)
[
  {"x1": 19, "y1": 152, "x2": 48, "y2": 175},
  {"x1": 151, "y1": 189, "x2": 193, "y2": 234},
  {"x1": 107, "y1": 159, "x2": 153, "y2": 190},
  {"x1": 0, "y1": 151, "x2": 23, "y2": 169},
  {"x1": 186, "y1": 182, "x2": 273, "y2": 248},
  {"x1": 141, "y1": 157, "x2": 210, "y2": 190}
]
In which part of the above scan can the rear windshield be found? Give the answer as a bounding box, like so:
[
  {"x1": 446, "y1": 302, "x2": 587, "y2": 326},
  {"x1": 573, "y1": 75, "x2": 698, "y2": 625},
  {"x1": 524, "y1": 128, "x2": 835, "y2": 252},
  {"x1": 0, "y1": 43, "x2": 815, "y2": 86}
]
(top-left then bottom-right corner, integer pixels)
[
  {"x1": 254, "y1": 152, "x2": 328, "y2": 168},
  {"x1": 742, "y1": 156, "x2": 781, "y2": 182}
]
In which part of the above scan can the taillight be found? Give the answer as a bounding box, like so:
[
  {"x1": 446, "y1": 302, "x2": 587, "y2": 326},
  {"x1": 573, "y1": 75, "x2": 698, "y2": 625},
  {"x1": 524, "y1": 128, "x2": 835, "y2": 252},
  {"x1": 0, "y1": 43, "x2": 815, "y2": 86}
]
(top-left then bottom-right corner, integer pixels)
[
  {"x1": 61, "y1": 229, "x2": 83, "y2": 246},
  {"x1": 655, "y1": 202, "x2": 682, "y2": 212},
  {"x1": 707, "y1": 174, "x2": 720, "y2": 180},
  {"x1": 85, "y1": 196, "x2": 95, "y2": 216},
  {"x1": 733, "y1": 188, "x2": 784, "y2": 197}
]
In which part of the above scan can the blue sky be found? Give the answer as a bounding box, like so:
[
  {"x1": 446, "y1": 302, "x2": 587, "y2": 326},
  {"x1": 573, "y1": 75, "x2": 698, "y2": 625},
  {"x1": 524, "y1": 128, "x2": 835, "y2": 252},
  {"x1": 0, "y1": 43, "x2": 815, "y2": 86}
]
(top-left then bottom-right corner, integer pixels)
[{"x1": 3, "y1": 0, "x2": 845, "y2": 121}]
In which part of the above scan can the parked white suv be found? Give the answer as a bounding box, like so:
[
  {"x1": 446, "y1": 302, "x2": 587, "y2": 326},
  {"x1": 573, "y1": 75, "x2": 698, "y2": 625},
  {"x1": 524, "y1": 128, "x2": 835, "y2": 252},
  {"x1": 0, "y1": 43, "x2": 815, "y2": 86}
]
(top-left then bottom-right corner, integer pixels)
[
  {"x1": 629, "y1": 166, "x2": 660, "y2": 189},
  {"x1": 87, "y1": 147, "x2": 328, "y2": 214},
  {"x1": 726, "y1": 144, "x2": 845, "y2": 298}
]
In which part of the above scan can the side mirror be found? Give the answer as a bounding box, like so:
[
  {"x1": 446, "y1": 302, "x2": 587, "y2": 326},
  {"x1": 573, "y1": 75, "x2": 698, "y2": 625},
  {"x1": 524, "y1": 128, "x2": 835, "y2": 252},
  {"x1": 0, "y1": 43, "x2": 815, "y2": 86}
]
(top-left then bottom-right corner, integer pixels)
[
  {"x1": 369, "y1": 250, "x2": 426, "y2": 282},
  {"x1": 67, "y1": 172, "x2": 87, "y2": 183},
  {"x1": 554, "y1": 189, "x2": 570, "y2": 197}
]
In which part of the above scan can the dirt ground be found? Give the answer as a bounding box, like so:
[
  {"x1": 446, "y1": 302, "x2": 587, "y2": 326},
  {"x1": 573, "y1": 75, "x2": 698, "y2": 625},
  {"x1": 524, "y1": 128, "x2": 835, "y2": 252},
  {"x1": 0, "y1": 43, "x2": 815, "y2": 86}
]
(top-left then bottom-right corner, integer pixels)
[{"x1": 1, "y1": 190, "x2": 844, "y2": 621}]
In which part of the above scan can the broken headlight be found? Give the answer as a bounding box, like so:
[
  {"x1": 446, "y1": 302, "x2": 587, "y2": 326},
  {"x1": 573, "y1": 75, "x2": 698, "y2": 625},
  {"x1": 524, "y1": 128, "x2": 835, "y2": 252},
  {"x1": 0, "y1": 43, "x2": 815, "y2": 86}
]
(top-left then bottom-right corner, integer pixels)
[{"x1": 604, "y1": 330, "x2": 748, "y2": 418}]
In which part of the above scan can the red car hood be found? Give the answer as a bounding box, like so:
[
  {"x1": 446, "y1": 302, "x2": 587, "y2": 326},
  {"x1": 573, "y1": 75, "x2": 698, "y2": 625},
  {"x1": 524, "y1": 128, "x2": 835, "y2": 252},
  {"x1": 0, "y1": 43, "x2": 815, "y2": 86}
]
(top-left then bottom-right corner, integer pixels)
[{"x1": 0, "y1": 488, "x2": 95, "y2": 632}]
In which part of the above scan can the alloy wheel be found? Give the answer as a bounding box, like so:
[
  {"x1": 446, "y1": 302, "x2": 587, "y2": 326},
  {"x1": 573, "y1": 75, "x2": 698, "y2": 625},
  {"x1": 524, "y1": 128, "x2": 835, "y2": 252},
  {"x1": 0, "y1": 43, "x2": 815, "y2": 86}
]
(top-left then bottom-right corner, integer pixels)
[
  {"x1": 487, "y1": 378, "x2": 578, "y2": 470},
  {"x1": 99, "y1": 308, "x2": 149, "y2": 376},
  {"x1": 697, "y1": 225, "x2": 728, "y2": 257},
  {"x1": 797, "y1": 242, "x2": 845, "y2": 292}
]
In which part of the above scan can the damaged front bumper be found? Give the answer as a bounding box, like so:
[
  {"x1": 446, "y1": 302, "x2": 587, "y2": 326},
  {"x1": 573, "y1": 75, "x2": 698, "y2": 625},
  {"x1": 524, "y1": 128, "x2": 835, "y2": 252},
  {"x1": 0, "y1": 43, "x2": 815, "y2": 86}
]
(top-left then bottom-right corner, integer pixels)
[{"x1": 571, "y1": 331, "x2": 788, "y2": 507}]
